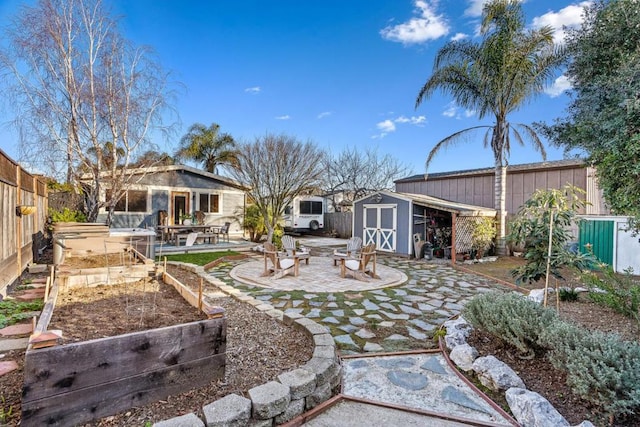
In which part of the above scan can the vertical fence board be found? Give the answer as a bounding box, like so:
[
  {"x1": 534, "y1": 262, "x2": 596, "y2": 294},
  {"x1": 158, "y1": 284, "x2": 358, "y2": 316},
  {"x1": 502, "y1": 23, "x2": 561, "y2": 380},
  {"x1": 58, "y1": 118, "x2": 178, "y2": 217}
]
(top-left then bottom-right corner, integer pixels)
[{"x1": 0, "y1": 150, "x2": 47, "y2": 292}]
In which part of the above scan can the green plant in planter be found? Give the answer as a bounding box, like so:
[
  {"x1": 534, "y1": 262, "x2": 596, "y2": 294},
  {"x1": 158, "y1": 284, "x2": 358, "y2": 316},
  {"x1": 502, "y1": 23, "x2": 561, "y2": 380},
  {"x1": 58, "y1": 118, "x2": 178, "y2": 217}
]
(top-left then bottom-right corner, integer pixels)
[{"x1": 471, "y1": 217, "x2": 497, "y2": 258}]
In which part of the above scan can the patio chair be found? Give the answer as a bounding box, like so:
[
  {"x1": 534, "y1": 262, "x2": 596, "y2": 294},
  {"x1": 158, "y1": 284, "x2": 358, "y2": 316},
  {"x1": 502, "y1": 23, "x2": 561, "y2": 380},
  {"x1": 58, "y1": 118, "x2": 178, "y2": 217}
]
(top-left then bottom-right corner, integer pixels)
[
  {"x1": 218, "y1": 222, "x2": 231, "y2": 243},
  {"x1": 340, "y1": 243, "x2": 379, "y2": 281},
  {"x1": 262, "y1": 242, "x2": 298, "y2": 278},
  {"x1": 333, "y1": 236, "x2": 362, "y2": 266},
  {"x1": 194, "y1": 210, "x2": 205, "y2": 225},
  {"x1": 282, "y1": 235, "x2": 310, "y2": 264}
]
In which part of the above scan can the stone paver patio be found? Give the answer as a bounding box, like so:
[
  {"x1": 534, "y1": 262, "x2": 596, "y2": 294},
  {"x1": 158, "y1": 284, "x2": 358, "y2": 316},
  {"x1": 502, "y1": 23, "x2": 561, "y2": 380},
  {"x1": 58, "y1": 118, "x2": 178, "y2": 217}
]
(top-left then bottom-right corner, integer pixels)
[{"x1": 206, "y1": 238, "x2": 510, "y2": 354}]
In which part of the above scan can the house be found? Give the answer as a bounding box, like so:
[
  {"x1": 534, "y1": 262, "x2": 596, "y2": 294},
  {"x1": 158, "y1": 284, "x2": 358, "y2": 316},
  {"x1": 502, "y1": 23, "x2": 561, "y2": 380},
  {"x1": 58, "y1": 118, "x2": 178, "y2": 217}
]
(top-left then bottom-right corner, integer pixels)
[
  {"x1": 394, "y1": 159, "x2": 609, "y2": 217},
  {"x1": 352, "y1": 190, "x2": 496, "y2": 258},
  {"x1": 95, "y1": 165, "x2": 246, "y2": 235}
]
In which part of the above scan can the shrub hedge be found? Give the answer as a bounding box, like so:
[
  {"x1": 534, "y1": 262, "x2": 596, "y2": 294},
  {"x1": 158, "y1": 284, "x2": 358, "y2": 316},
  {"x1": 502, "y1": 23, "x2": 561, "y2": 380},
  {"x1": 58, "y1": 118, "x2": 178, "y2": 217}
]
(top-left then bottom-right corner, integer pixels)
[{"x1": 463, "y1": 291, "x2": 640, "y2": 422}]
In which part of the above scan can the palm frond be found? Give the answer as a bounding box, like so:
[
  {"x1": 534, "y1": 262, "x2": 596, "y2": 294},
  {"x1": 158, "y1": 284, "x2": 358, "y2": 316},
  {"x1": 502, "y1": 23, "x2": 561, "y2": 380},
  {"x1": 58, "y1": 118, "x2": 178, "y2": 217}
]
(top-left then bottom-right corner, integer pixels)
[{"x1": 426, "y1": 125, "x2": 492, "y2": 168}]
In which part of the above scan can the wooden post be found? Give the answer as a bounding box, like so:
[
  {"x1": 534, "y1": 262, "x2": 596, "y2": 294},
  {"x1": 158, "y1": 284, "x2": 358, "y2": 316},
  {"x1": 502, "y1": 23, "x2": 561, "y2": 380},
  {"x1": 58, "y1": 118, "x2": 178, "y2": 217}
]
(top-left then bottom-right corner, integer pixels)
[
  {"x1": 198, "y1": 278, "x2": 203, "y2": 311},
  {"x1": 44, "y1": 276, "x2": 50, "y2": 302},
  {"x1": 451, "y1": 213, "x2": 457, "y2": 266},
  {"x1": 16, "y1": 165, "x2": 22, "y2": 277},
  {"x1": 49, "y1": 265, "x2": 54, "y2": 297},
  {"x1": 543, "y1": 209, "x2": 554, "y2": 307}
]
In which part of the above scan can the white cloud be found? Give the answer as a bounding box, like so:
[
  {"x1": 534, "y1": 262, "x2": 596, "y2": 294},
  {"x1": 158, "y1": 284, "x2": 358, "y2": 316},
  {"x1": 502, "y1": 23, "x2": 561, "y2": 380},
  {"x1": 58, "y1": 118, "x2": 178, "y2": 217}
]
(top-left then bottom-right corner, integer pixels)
[
  {"x1": 545, "y1": 74, "x2": 572, "y2": 97},
  {"x1": 532, "y1": 2, "x2": 591, "y2": 44},
  {"x1": 464, "y1": 0, "x2": 525, "y2": 18},
  {"x1": 372, "y1": 114, "x2": 427, "y2": 138},
  {"x1": 380, "y1": 0, "x2": 449, "y2": 45},
  {"x1": 244, "y1": 86, "x2": 261, "y2": 94},
  {"x1": 395, "y1": 115, "x2": 426, "y2": 125},
  {"x1": 275, "y1": 115, "x2": 290, "y2": 120},
  {"x1": 442, "y1": 102, "x2": 476, "y2": 119},
  {"x1": 443, "y1": 104, "x2": 457, "y2": 118},
  {"x1": 317, "y1": 111, "x2": 332, "y2": 119},
  {"x1": 451, "y1": 32, "x2": 468, "y2": 41},
  {"x1": 377, "y1": 119, "x2": 396, "y2": 133},
  {"x1": 464, "y1": 0, "x2": 487, "y2": 17}
]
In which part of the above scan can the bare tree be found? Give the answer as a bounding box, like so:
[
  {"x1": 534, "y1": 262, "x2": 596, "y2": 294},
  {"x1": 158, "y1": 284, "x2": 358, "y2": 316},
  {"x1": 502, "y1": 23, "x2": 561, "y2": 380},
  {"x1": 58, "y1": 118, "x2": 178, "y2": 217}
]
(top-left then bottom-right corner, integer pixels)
[
  {"x1": 0, "y1": 0, "x2": 177, "y2": 223},
  {"x1": 229, "y1": 133, "x2": 324, "y2": 243},
  {"x1": 322, "y1": 147, "x2": 413, "y2": 211}
]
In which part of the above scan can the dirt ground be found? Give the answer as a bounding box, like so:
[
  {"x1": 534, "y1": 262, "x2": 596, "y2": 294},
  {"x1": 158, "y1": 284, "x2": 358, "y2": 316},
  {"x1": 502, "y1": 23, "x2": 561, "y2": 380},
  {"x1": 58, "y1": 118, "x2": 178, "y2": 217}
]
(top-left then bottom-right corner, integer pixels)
[{"x1": 0, "y1": 259, "x2": 313, "y2": 426}]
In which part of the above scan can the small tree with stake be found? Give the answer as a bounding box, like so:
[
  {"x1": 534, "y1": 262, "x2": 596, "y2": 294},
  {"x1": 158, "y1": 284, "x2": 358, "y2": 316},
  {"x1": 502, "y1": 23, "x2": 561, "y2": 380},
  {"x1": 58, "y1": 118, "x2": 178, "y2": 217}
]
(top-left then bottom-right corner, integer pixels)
[{"x1": 508, "y1": 184, "x2": 596, "y2": 307}]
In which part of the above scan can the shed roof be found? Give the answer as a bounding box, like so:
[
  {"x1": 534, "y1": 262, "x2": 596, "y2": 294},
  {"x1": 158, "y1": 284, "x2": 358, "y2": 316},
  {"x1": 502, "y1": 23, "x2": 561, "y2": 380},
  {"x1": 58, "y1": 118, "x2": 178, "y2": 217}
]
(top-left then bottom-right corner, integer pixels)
[{"x1": 360, "y1": 191, "x2": 497, "y2": 216}]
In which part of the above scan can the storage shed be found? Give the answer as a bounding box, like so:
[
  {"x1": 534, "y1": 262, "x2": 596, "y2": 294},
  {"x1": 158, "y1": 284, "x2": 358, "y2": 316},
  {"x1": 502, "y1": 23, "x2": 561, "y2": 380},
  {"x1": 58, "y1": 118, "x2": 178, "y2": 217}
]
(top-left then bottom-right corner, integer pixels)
[
  {"x1": 578, "y1": 215, "x2": 640, "y2": 273},
  {"x1": 352, "y1": 191, "x2": 497, "y2": 259}
]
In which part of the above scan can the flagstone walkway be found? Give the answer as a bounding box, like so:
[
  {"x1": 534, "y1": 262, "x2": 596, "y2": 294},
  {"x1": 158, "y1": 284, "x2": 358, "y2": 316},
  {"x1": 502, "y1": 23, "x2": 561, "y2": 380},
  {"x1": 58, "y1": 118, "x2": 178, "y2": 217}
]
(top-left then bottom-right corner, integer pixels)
[
  {"x1": 200, "y1": 238, "x2": 517, "y2": 425},
  {"x1": 207, "y1": 239, "x2": 510, "y2": 354}
]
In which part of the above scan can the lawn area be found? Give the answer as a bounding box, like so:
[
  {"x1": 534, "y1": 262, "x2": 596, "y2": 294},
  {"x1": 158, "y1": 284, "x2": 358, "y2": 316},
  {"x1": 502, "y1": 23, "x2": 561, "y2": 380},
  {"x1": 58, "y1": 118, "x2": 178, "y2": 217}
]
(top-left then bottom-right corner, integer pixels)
[{"x1": 161, "y1": 250, "x2": 240, "y2": 266}]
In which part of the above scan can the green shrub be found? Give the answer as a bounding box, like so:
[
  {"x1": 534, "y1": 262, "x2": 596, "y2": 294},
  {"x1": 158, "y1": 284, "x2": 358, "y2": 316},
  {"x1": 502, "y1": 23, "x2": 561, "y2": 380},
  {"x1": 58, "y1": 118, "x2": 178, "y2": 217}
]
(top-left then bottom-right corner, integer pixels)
[
  {"x1": 545, "y1": 322, "x2": 640, "y2": 421},
  {"x1": 583, "y1": 267, "x2": 640, "y2": 323},
  {"x1": 559, "y1": 287, "x2": 579, "y2": 302},
  {"x1": 49, "y1": 207, "x2": 87, "y2": 224},
  {"x1": 462, "y1": 291, "x2": 558, "y2": 355}
]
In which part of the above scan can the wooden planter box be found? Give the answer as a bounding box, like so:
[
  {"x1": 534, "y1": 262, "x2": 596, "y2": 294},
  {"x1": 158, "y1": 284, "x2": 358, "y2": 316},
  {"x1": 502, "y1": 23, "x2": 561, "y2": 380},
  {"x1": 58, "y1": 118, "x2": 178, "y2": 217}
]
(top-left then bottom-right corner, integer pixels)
[{"x1": 22, "y1": 269, "x2": 226, "y2": 426}]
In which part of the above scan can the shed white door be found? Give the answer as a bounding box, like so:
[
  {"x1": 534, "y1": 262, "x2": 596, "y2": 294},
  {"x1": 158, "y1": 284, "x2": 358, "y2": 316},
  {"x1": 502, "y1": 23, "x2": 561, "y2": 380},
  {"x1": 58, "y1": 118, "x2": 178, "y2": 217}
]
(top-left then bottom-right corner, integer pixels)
[{"x1": 363, "y1": 204, "x2": 397, "y2": 252}]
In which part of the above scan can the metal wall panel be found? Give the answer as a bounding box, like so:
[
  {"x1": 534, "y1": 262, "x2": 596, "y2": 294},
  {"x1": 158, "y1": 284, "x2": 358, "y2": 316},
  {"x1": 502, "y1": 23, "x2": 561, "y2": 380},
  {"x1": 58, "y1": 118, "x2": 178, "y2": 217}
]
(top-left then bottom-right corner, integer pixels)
[{"x1": 579, "y1": 219, "x2": 614, "y2": 265}]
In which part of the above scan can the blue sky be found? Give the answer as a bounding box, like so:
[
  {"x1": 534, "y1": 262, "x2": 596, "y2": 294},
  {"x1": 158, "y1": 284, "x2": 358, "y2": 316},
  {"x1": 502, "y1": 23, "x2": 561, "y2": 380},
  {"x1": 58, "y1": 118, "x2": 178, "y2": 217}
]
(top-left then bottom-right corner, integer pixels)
[{"x1": 0, "y1": 0, "x2": 590, "y2": 175}]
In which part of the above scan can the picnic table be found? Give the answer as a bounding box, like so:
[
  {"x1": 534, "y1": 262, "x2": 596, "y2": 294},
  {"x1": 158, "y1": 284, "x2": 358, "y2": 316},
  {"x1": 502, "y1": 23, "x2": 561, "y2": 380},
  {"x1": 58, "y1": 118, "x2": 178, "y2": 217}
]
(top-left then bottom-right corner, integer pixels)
[{"x1": 157, "y1": 225, "x2": 221, "y2": 245}]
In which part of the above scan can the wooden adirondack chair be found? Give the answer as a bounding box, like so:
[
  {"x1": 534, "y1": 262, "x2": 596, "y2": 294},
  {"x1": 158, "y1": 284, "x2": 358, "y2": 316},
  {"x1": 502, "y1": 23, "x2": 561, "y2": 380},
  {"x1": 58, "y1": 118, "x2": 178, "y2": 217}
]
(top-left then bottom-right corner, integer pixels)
[
  {"x1": 340, "y1": 243, "x2": 379, "y2": 281},
  {"x1": 281, "y1": 235, "x2": 310, "y2": 264},
  {"x1": 262, "y1": 242, "x2": 299, "y2": 278},
  {"x1": 333, "y1": 236, "x2": 363, "y2": 266}
]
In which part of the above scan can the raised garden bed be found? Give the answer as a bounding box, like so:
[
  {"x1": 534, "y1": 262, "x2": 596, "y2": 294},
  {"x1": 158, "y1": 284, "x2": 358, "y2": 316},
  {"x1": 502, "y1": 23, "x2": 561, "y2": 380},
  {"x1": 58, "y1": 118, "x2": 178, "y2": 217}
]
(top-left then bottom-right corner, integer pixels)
[{"x1": 20, "y1": 254, "x2": 227, "y2": 427}]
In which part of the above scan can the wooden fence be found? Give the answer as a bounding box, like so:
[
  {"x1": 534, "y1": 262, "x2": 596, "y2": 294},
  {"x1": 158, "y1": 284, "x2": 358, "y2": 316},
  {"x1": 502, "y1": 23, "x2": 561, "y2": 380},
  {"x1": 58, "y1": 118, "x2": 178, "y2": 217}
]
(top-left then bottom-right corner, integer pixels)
[
  {"x1": 324, "y1": 212, "x2": 352, "y2": 238},
  {"x1": 0, "y1": 149, "x2": 48, "y2": 294}
]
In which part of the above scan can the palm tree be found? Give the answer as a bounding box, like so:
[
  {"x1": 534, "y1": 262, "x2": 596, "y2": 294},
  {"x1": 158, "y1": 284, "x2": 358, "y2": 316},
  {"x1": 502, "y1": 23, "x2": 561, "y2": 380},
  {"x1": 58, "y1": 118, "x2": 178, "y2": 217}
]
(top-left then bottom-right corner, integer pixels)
[
  {"x1": 415, "y1": 0, "x2": 565, "y2": 252},
  {"x1": 175, "y1": 123, "x2": 238, "y2": 174}
]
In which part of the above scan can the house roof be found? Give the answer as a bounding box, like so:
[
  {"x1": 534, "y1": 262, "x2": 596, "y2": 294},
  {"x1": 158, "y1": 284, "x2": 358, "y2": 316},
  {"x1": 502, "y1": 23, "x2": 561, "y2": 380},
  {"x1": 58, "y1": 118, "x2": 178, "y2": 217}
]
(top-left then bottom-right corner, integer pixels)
[
  {"x1": 360, "y1": 190, "x2": 497, "y2": 216},
  {"x1": 395, "y1": 158, "x2": 586, "y2": 183},
  {"x1": 82, "y1": 164, "x2": 247, "y2": 190}
]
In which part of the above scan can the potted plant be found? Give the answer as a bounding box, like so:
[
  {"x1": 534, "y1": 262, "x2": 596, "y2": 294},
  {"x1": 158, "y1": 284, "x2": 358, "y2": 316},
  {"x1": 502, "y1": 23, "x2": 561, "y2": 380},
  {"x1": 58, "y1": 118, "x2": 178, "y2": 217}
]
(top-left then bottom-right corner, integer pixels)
[
  {"x1": 434, "y1": 227, "x2": 452, "y2": 258},
  {"x1": 180, "y1": 213, "x2": 193, "y2": 225},
  {"x1": 471, "y1": 217, "x2": 497, "y2": 259}
]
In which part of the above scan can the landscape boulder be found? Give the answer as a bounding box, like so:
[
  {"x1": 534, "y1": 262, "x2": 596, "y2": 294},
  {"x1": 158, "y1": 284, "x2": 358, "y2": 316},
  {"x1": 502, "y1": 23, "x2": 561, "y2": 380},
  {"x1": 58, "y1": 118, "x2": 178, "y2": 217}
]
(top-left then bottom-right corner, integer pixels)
[
  {"x1": 472, "y1": 355, "x2": 525, "y2": 391},
  {"x1": 449, "y1": 343, "x2": 479, "y2": 372},
  {"x1": 505, "y1": 387, "x2": 569, "y2": 427},
  {"x1": 443, "y1": 316, "x2": 472, "y2": 350}
]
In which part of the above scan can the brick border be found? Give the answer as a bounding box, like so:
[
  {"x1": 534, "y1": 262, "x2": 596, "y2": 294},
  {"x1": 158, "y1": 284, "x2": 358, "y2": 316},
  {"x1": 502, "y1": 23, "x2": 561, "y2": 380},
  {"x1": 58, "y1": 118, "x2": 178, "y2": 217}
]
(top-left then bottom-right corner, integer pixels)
[{"x1": 153, "y1": 262, "x2": 341, "y2": 426}]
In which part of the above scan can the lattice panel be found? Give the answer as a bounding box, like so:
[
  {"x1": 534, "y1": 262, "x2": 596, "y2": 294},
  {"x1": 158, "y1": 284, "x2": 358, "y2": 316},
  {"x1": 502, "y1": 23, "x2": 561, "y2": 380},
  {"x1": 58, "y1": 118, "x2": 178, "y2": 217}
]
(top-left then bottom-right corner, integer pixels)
[{"x1": 455, "y1": 216, "x2": 483, "y2": 253}]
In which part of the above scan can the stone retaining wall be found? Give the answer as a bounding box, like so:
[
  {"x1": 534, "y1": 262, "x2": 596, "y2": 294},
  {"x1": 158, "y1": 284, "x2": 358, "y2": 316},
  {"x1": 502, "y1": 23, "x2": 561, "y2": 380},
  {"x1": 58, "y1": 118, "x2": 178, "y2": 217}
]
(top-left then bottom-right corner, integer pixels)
[{"x1": 153, "y1": 262, "x2": 341, "y2": 426}]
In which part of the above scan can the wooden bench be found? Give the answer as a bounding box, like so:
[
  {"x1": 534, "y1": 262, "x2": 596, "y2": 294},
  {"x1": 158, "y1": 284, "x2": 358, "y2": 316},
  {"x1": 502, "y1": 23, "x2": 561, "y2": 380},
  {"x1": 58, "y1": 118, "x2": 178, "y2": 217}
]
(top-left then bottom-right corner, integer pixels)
[{"x1": 176, "y1": 232, "x2": 218, "y2": 246}]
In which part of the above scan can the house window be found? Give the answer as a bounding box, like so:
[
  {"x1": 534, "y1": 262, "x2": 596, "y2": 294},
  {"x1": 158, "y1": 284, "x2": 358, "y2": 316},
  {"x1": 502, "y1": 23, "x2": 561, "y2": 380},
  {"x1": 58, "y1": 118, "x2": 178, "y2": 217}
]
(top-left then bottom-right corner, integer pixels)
[
  {"x1": 106, "y1": 189, "x2": 148, "y2": 212},
  {"x1": 300, "y1": 201, "x2": 323, "y2": 215},
  {"x1": 199, "y1": 193, "x2": 220, "y2": 213}
]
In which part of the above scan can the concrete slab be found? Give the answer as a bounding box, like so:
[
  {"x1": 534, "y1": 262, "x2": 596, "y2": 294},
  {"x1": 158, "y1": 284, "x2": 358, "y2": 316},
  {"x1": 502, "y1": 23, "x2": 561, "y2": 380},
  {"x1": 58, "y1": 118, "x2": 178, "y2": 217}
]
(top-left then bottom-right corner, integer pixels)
[
  {"x1": 302, "y1": 400, "x2": 472, "y2": 427},
  {"x1": 0, "y1": 337, "x2": 29, "y2": 351},
  {"x1": 341, "y1": 354, "x2": 512, "y2": 425}
]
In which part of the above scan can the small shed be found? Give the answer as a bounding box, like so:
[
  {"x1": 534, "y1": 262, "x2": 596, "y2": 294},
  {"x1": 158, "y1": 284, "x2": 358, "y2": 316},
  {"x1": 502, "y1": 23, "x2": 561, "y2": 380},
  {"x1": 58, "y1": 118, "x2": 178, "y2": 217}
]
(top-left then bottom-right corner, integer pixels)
[
  {"x1": 578, "y1": 215, "x2": 640, "y2": 273},
  {"x1": 352, "y1": 191, "x2": 497, "y2": 259}
]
